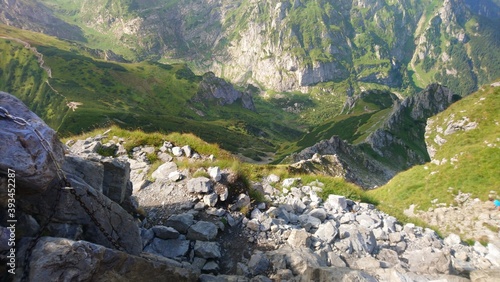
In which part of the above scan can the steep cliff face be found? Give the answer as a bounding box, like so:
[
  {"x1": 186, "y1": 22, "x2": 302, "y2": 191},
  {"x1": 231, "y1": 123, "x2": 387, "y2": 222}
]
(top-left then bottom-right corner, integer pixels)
[
  {"x1": 0, "y1": 0, "x2": 85, "y2": 41},
  {"x1": 192, "y1": 72, "x2": 256, "y2": 111},
  {"x1": 411, "y1": 0, "x2": 500, "y2": 95},
  {"x1": 290, "y1": 84, "x2": 460, "y2": 188},
  {"x1": 8, "y1": 0, "x2": 496, "y2": 96}
]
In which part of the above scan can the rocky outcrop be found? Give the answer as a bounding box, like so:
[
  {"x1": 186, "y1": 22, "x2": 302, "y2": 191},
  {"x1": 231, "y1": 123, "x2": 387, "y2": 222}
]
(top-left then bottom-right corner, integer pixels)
[
  {"x1": 0, "y1": 0, "x2": 85, "y2": 41},
  {"x1": 0, "y1": 92, "x2": 65, "y2": 193},
  {"x1": 18, "y1": 237, "x2": 199, "y2": 281},
  {"x1": 192, "y1": 72, "x2": 256, "y2": 111},
  {"x1": 290, "y1": 84, "x2": 460, "y2": 188}
]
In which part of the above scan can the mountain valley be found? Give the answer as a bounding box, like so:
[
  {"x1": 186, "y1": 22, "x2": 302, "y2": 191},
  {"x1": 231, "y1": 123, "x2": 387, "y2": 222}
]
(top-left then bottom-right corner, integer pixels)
[{"x1": 1, "y1": 0, "x2": 500, "y2": 281}]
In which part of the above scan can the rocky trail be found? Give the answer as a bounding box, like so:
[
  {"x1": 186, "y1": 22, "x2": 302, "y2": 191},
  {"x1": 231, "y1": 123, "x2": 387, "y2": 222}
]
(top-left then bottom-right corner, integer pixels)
[{"x1": 1, "y1": 91, "x2": 500, "y2": 281}]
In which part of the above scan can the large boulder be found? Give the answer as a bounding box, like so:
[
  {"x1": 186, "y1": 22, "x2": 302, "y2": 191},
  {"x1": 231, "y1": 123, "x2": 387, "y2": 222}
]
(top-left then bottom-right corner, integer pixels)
[
  {"x1": 18, "y1": 174, "x2": 142, "y2": 255},
  {"x1": 101, "y1": 157, "x2": 131, "y2": 204},
  {"x1": 17, "y1": 237, "x2": 199, "y2": 281},
  {"x1": 0, "y1": 92, "x2": 65, "y2": 193},
  {"x1": 63, "y1": 155, "x2": 104, "y2": 193}
]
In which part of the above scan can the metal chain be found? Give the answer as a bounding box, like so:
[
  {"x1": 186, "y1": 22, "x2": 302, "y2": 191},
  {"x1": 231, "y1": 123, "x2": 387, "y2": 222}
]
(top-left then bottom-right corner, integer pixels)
[
  {"x1": 0, "y1": 106, "x2": 124, "y2": 281},
  {"x1": 68, "y1": 189, "x2": 124, "y2": 251}
]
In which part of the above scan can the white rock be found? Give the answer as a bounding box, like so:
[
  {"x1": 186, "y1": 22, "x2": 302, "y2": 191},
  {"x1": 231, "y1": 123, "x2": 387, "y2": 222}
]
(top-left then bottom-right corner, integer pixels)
[
  {"x1": 168, "y1": 171, "x2": 182, "y2": 182},
  {"x1": 325, "y1": 195, "x2": 347, "y2": 211},
  {"x1": 208, "y1": 167, "x2": 221, "y2": 181},
  {"x1": 282, "y1": 178, "x2": 299, "y2": 188},
  {"x1": 172, "y1": 147, "x2": 183, "y2": 157},
  {"x1": 444, "y1": 233, "x2": 461, "y2": 246},
  {"x1": 267, "y1": 174, "x2": 281, "y2": 183},
  {"x1": 314, "y1": 221, "x2": 338, "y2": 244},
  {"x1": 181, "y1": 145, "x2": 193, "y2": 157},
  {"x1": 152, "y1": 162, "x2": 178, "y2": 180}
]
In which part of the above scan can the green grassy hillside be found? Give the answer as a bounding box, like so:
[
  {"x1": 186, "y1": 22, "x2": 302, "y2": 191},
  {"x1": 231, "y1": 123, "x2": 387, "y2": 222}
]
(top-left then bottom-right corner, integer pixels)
[
  {"x1": 369, "y1": 82, "x2": 500, "y2": 219},
  {"x1": 0, "y1": 25, "x2": 303, "y2": 161}
]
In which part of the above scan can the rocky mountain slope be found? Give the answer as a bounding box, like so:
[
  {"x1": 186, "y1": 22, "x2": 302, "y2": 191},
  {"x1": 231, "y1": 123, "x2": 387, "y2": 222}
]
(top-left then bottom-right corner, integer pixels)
[
  {"x1": 1, "y1": 91, "x2": 499, "y2": 281},
  {"x1": 288, "y1": 83, "x2": 460, "y2": 188},
  {"x1": 3, "y1": 0, "x2": 498, "y2": 97},
  {"x1": 0, "y1": 25, "x2": 305, "y2": 160},
  {"x1": 369, "y1": 81, "x2": 500, "y2": 241}
]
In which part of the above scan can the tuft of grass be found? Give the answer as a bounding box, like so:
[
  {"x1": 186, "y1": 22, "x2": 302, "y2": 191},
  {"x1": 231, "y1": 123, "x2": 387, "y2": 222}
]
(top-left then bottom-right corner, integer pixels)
[
  {"x1": 192, "y1": 170, "x2": 210, "y2": 178},
  {"x1": 483, "y1": 222, "x2": 500, "y2": 233}
]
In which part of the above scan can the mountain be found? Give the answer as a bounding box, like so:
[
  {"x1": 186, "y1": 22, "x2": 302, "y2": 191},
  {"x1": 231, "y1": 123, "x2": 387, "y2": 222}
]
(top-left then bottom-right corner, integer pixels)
[
  {"x1": 0, "y1": 25, "x2": 304, "y2": 160},
  {"x1": 369, "y1": 81, "x2": 500, "y2": 222},
  {"x1": 2, "y1": 0, "x2": 497, "y2": 98},
  {"x1": 287, "y1": 84, "x2": 460, "y2": 188}
]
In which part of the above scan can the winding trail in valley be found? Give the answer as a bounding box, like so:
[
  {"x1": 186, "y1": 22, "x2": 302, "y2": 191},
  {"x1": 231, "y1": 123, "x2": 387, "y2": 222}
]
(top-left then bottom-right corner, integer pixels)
[{"x1": 0, "y1": 36, "x2": 83, "y2": 126}]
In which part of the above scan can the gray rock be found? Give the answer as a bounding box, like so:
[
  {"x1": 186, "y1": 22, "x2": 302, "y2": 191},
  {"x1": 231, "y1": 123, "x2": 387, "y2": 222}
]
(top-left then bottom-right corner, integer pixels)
[
  {"x1": 0, "y1": 92, "x2": 65, "y2": 192},
  {"x1": 291, "y1": 198, "x2": 306, "y2": 213},
  {"x1": 352, "y1": 256, "x2": 381, "y2": 270},
  {"x1": 145, "y1": 238, "x2": 190, "y2": 259},
  {"x1": 63, "y1": 155, "x2": 104, "y2": 193},
  {"x1": 199, "y1": 274, "x2": 248, "y2": 282},
  {"x1": 101, "y1": 157, "x2": 131, "y2": 204},
  {"x1": 248, "y1": 252, "x2": 270, "y2": 276},
  {"x1": 246, "y1": 219, "x2": 261, "y2": 232},
  {"x1": 140, "y1": 228, "x2": 155, "y2": 248},
  {"x1": 298, "y1": 266, "x2": 378, "y2": 282},
  {"x1": 230, "y1": 194, "x2": 251, "y2": 211},
  {"x1": 314, "y1": 221, "x2": 338, "y2": 244},
  {"x1": 376, "y1": 248, "x2": 400, "y2": 268},
  {"x1": 192, "y1": 257, "x2": 207, "y2": 270},
  {"x1": 194, "y1": 241, "x2": 221, "y2": 259},
  {"x1": 389, "y1": 232, "x2": 402, "y2": 243},
  {"x1": 324, "y1": 195, "x2": 347, "y2": 211},
  {"x1": 470, "y1": 269, "x2": 500, "y2": 282},
  {"x1": 405, "y1": 247, "x2": 452, "y2": 274},
  {"x1": 71, "y1": 139, "x2": 102, "y2": 155},
  {"x1": 152, "y1": 162, "x2": 178, "y2": 180},
  {"x1": 166, "y1": 213, "x2": 194, "y2": 233},
  {"x1": 152, "y1": 226, "x2": 180, "y2": 240},
  {"x1": 260, "y1": 218, "x2": 273, "y2": 232},
  {"x1": 188, "y1": 177, "x2": 213, "y2": 193},
  {"x1": 19, "y1": 237, "x2": 199, "y2": 281},
  {"x1": 204, "y1": 193, "x2": 218, "y2": 207},
  {"x1": 327, "y1": 252, "x2": 347, "y2": 267},
  {"x1": 340, "y1": 213, "x2": 356, "y2": 224},
  {"x1": 308, "y1": 208, "x2": 327, "y2": 222},
  {"x1": 187, "y1": 221, "x2": 218, "y2": 241},
  {"x1": 287, "y1": 229, "x2": 311, "y2": 248},
  {"x1": 214, "y1": 183, "x2": 229, "y2": 201},
  {"x1": 298, "y1": 214, "x2": 321, "y2": 231},
  {"x1": 208, "y1": 167, "x2": 221, "y2": 181},
  {"x1": 0, "y1": 226, "x2": 12, "y2": 252},
  {"x1": 272, "y1": 246, "x2": 326, "y2": 275},
  {"x1": 383, "y1": 216, "x2": 397, "y2": 232},
  {"x1": 168, "y1": 171, "x2": 182, "y2": 182},
  {"x1": 19, "y1": 174, "x2": 141, "y2": 255},
  {"x1": 182, "y1": 145, "x2": 193, "y2": 157},
  {"x1": 46, "y1": 223, "x2": 83, "y2": 240},
  {"x1": 158, "y1": 152, "x2": 173, "y2": 162},
  {"x1": 202, "y1": 260, "x2": 219, "y2": 274},
  {"x1": 356, "y1": 214, "x2": 379, "y2": 229},
  {"x1": 372, "y1": 228, "x2": 388, "y2": 241}
]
